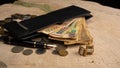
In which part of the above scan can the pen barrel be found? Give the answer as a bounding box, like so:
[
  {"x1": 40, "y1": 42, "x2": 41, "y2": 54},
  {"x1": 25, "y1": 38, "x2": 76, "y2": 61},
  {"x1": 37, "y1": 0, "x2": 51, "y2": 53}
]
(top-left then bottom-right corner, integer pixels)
[{"x1": 3, "y1": 36, "x2": 46, "y2": 48}]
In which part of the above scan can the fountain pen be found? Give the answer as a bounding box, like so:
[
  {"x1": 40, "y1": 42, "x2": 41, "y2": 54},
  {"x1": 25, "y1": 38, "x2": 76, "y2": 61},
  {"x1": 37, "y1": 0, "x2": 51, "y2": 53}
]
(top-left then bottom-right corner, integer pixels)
[{"x1": 2, "y1": 36, "x2": 56, "y2": 49}]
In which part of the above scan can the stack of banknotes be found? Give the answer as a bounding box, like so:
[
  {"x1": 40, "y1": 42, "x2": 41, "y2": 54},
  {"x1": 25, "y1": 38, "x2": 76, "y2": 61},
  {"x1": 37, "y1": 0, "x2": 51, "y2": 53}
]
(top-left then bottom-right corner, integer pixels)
[{"x1": 38, "y1": 17, "x2": 93, "y2": 45}]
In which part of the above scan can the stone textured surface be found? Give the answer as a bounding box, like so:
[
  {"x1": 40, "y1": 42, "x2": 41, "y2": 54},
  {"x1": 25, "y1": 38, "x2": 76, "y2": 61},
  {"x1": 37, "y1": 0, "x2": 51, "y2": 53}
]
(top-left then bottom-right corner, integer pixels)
[{"x1": 0, "y1": 0, "x2": 120, "y2": 68}]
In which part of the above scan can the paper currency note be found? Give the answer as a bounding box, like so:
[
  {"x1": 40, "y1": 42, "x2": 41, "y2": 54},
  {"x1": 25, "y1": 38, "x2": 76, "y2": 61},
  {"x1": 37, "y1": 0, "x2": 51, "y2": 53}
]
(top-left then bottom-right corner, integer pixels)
[
  {"x1": 64, "y1": 17, "x2": 93, "y2": 45},
  {"x1": 49, "y1": 17, "x2": 93, "y2": 45},
  {"x1": 38, "y1": 18, "x2": 76, "y2": 34},
  {"x1": 49, "y1": 19, "x2": 78, "y2": 39},
  {"x1": 48, "y1": 18, "x2": 82, "y2": 42}
]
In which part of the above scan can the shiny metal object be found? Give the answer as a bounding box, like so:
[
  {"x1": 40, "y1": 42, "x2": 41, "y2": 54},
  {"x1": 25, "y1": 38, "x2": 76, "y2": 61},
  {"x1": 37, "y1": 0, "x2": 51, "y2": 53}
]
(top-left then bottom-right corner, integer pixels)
[
  {"x1": 79, "y1": 44, "x2": 94, "y2": 56},
  {"x1": 58, "y1": 49, "x2": 68, "y2": 56}
]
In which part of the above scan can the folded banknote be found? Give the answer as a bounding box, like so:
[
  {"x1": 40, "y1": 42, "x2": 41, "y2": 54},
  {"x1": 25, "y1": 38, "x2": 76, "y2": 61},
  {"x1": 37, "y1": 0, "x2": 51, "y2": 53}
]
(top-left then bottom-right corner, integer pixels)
[{"x1": 49, "y1": 17, "x2": 93, "y2": 45}]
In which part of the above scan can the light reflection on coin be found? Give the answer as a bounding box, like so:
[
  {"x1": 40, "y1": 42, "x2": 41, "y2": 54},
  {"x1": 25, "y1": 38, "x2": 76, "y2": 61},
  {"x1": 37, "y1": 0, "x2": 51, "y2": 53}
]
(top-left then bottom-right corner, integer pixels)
[{"x1": 58, "y1": 49, "x2": 68, "y2": 56}]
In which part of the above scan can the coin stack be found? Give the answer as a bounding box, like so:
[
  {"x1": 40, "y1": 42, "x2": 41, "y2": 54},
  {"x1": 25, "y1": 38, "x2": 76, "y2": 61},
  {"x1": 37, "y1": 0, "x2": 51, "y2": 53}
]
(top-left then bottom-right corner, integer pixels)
[{"x1": 78, "y1": 44, "x2": 94, "y2": 56}]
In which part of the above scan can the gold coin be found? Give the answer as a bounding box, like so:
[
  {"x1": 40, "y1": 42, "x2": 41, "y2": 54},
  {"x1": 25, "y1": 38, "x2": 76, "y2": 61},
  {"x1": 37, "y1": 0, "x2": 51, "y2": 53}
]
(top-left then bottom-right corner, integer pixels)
[{"x1": 58, "y1": 49, "x2": 68, "y2": 56}]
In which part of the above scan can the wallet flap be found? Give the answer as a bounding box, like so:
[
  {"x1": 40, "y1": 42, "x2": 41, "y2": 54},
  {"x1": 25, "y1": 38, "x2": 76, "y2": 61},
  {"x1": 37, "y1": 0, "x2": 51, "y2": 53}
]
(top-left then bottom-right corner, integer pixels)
[{"x1": 3, "y1": 5, "x2": 92, "y2": 40}]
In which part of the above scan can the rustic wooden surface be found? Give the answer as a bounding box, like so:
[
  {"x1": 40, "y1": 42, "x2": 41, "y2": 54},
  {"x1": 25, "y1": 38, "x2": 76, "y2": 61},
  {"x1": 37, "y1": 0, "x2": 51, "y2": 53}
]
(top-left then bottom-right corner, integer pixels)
[{"x1": 0, "y1": 0, "x2": 120, "y2": 68}]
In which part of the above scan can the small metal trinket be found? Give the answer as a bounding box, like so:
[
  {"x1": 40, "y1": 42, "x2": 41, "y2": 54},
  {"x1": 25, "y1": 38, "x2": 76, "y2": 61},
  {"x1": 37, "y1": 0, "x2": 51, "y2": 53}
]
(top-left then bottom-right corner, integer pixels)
[{"x1": 79, "y1": 44, "x2": 94, "y2": 56}]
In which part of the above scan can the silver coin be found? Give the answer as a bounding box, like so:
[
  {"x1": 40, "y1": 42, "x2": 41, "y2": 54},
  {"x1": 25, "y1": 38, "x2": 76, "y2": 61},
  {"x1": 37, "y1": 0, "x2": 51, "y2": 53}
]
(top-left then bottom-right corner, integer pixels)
[
  {"x1": 35, "y1": 48, "x2": 46, "y2": 55},
  {"x1": 0, "y1": 61, "x2": 7, "y2": 68},
  {"x1": 11, "y1": 46, "x2": 24, "y2": 53},
  {"x1": 23, "y1": 49, "x2": 33, "y2": 56}
]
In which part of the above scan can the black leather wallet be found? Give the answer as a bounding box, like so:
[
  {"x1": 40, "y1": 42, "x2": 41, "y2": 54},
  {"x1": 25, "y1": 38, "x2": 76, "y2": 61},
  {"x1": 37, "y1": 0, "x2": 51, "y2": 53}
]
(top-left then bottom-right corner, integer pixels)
[{"x1": 3, "y1": 5, "x2": 92, "y2": 40}]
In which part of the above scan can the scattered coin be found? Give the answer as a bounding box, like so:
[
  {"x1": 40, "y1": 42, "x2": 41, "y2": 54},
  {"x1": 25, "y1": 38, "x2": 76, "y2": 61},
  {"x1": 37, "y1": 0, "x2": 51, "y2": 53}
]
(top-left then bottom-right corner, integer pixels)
[
  {"x1": 0, "y1": 61, "x2": 7, "y2": 68},
  {"x1": 11, "y1": 13, "x2": 23, "y2": 19},
  {"x1": 4, "y1": 17, "x2": 13, "y2": 23},
  {"x1": 58, "y1": 49, "x2": 68, "y2": 56},
  {"x1": 23, "y1": 49, "x2": 33, "y2": 56},
  {"x1": 11, "y1": 46, "x2": 24, "y2": 53},
  {"x1": 35, "y1": 48, "x2": 46, "y2": 55}
]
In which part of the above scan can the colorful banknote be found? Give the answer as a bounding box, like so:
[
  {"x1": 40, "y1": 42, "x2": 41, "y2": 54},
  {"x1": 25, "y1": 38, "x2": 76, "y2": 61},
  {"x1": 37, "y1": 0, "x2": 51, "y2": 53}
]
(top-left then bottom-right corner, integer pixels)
[
  {"x1": 38, "y1": 18, "x2": 77, "y2": 35},
  {"x1": 38, "y1": 17, "x2": 93, "y2": 45},
  {"x1": 49, "y1": 20, "x2": 78, "y2": 39},
  {"x1": 49, "y1": 17, "x2": 93, "y2": 45}
]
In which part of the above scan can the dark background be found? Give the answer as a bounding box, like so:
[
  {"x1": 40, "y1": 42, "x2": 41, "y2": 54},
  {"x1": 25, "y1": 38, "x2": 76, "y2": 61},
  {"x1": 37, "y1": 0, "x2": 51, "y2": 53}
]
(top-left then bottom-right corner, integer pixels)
[
  {"x1": 87, "y1": 0, "x2": 120, "y2": 9},
  {"x1": 0, "y1": 0, "x2": 120, "y2": 9},
  {"x1": 0, "y1": 0, "x2": 16, "y2": 5}
]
